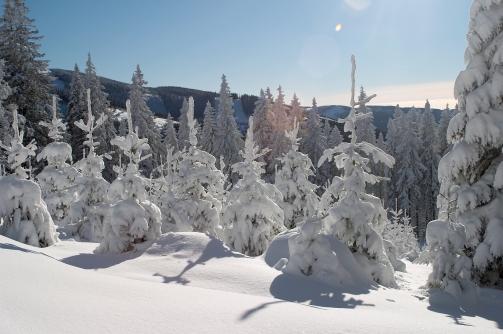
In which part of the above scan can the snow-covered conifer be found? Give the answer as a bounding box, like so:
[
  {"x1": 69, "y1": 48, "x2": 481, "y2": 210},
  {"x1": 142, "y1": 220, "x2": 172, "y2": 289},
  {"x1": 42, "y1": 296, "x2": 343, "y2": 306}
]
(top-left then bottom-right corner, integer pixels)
[
  {"x1": 129, "y1": 64, "x2": 164, "y2": 176},
  {"x1": 300, "y1": 98, "x2": 327, "y2": 187},
  {"x1": 269, "y1": 86, "x2": 291, "y2": 173},
  {"x1": 374, "y1": 132, "x2": 387, "y2": 202},
  {"x1": 395, "y1": 113, "x2": 426, "y2": 239},
  {"x1": 419, "y1": 100, "x2": 440, "y2": 241},
  {"x1": 159, "y1": 97, "x2": 225, "y2": 235},
  {"x1": 118, "y1": 118, "x2": 127, "y2": 137},
  {"x1": 0, "y1": 59, "x2": 11, "y2": 167},
  {"x1": 319, "y1": 56, "x2": 397, "y2": 287},
  {"x1": 200, "y1": 101, "x2": 217, "y2": 155},
  {"x1": 355, "y1": 86, "x2": 376, "y2": 145},
  {"x1": 252, "y1": 89, "x2": 275, "y2": 178},
  {"x1": 0, "y1": 106, "x2": 58, "y2": 247},
  {"x1": 290, "y1": 93, "x2": 306, "y2": 133},
  {"x1": 177, "y1": 97, "x2": 189, "y2": 150},
  {"x1": 85, "y1": 53, "x2": 117, "y2": 182},
  {"x1": 222, "y1": 116, "x2": 285, "y2": 256},
  {"x1": 213, "y1": 75, "x2": 243, "y2": 183},
  {"x1": 96, "y1": 99, "x2": 161, "y2": 254},
  {"x1": 162, "y1": 113, "x2": 179, "y2": 152},
  {"x1": 36, "y1": 96, "x2": 80, "y2": 223},
  {"x1": 66, "y1": 64, "x2": 88, "y2": 163},
  {"x1": 436, "y1": 104, "x2": 452, "y2": 157},
  {"x1": 65, "y1": 89, "x2": 111, "y2": 241},
  {"x1": 275, "y1": 120, "x2": 318, "y2": 229},
  {"x1": 0, "y1": 0, "x2": 52, "y2": 150}
]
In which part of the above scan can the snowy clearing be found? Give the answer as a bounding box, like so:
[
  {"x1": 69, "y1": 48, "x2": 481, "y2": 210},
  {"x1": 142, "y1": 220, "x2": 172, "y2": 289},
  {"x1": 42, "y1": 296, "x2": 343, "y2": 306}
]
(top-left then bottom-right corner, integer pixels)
[{"x1": 1, "y1": 232, "x2": 502, "y2": 333}]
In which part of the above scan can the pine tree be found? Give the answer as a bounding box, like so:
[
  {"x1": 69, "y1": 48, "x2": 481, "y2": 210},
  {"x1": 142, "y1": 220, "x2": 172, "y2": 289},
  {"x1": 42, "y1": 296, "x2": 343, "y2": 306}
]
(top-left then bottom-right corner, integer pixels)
[
  {"x1": 222, "y1": 116, "x2": 285, "y2": 256},
  {"x1": 66, "y1": 64, "x2": 88, "y2": 163},
  {"x1": 0, "y1": 0, "x2": 51, "y2": 151},
  {"x1": 326, "y1": 123, "x2": 343, "y2": 180},
  {"x1": 97, "y1": 99, "x2": 161, "y2": 254},
  {"x1": 436, "y1": 1, "x2": 503, "y2": 288},
  {"x1": 118, "y1": 117, "x2": 127, "y2": 137},
  {"x1": 129, "y1": 64, "x2": 164, "y2": 176},
  {"x1": 320, "y1": 55, "x2": 396, "y2": 287},
  {"x1": 177, "y1": 97, "x2": 189, "y2": 150},
  {"x1": 253, "y1": 89, "x2": 274, "y2": 162},
  {"x1": 290, "y1": 93, "x2": 306, "y2": 131},
  {"x1": 375, "y1": 132, "x2": 387, "y2": 202},
  {"x1": 437, "y1": 104, "x2": 452, "y2": 157},
  {"x1": 213, "y1": 74, "x2": 243, "y2": 183},
  {"x1": 200, "y1": 101, "x2": 217, "y2": 155},
  {"x1": 395, "y1": 113, "x2": 426, "y2": 239},
  {"x1": 300, "y1": 98, "x2": 327, "y2": 187},
  {"x1": 0, "y1": 59, "x2": 12, "y2": 167},
  {"x1": 275, "y1": 121, "x2": 318, "y2": 229},
  {"x1": 84, "y1": 53, "x2": 117, "y2": 181},
  {"x1": 355, "y1": 86, "x2": 376, "y2": 145},
  {"x1": 269, "y1": 86, "x2": 291, "y2": 174},
  {"x1": 419, "y1": 99, "x2": 440, "y2": 241},
  {"x1": 162, "y1": 113, "x2": 179, "y2": 152},
  {"x1": 385, "y1": 105, "x2": 406, "y2": 208}
]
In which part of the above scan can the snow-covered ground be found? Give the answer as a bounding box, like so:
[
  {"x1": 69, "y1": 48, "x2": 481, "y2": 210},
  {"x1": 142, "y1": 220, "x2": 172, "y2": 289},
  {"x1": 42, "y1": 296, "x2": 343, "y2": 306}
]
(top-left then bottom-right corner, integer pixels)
[{"x1": 1, "y1": 231, "x2": 502, "y2": 333}]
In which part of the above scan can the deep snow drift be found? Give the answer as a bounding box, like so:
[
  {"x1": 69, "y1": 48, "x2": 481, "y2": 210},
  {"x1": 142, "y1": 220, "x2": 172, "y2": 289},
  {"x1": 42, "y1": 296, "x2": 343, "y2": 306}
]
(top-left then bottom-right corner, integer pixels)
[{"x1": 1, "y1": 231, "x2": 502, "y2": 333}]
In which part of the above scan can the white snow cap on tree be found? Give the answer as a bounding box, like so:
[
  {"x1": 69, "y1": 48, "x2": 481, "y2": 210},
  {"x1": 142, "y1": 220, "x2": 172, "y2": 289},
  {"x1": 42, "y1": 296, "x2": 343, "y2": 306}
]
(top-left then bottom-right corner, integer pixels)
[
  {"x1": 96, "y1": 99, "x2": 161, "y2": 254},
  {"x1": 223, "y1": 116, "x2": 285, "y2": 256},
  {"x1": 275, "y1": 119, "x2": 319, "y2": 229},
  {"x1": 319, "y1": 55, "x2": 397, "y2": 288},
  {"x1": 0, "y1": 106, "x2": 58, "y2": 247}
]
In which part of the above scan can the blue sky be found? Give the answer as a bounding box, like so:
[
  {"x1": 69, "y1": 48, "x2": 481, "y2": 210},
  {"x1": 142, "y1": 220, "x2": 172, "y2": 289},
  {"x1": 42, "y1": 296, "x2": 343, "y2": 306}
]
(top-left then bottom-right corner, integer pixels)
[{"x1": 25, "y1": 0, "x2": 472, "y2": 108}]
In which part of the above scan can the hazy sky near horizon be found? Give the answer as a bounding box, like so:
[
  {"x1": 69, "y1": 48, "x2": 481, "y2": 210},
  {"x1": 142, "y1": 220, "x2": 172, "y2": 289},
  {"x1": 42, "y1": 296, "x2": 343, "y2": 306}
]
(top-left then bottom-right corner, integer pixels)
[{"x1": 25, "y1": 0, "x2": 472, "y2": 109}]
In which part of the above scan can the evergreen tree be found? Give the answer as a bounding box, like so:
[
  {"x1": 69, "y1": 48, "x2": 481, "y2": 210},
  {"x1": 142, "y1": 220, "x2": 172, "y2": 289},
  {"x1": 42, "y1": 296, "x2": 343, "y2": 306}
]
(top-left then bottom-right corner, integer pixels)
[
  {"x1": 275, "y1": 121, "x2": 318, "y2": 229},
  {"x1": 200, "y1": 101, "x2": 217, "y2": 155},
  {"x1": 320, "y1": 55, "x2": 397, "y2": 287},
  {"x1": 129, "y1": 64, "x2": 164, "y2": 176},
  {"x1": 118, "y1": 117, "x2": 127, "y2": 137},
  {"x1": 355, "y1": 86, "x2": 376, "y2": 145},
  {"x1": 436, "y1": 104, "x2": 452, "y2": 157},
  {"x1": 66, "y1": 64, "x2": 88, "y2": 163},
  {"x1": 213, "y1": 74, "x2": 243, "y2": 183},
  {"x1": 222, "y1": 116, "x2": 285, "y2": 256},
  {"x1": 0, "y1": 59, "x2": 11, "y2": 167},
  {"x1": 436, "y1": 1, "x2": 503, "y2": 288},
  {"x1": 374, "y1": 132, "x2": 387, "y2": 202},
  {"x1": 269, "y1": 86, "x2": 291, "y2": 174},
  {"x1": 300, "y1": 98, "x2": 327, "y2": 187},
  {"x1": 162, "y1": 113, "x2": 179, "y2": 152},
  {"x1": 177, "y1": 97, "x2": 189, "y2": 150},
  {"x1": 395, "y1": 113, "x2": 426, "y2": 238},
  {"x1": 253, "y1": 89, "x2": 274, "y2": 167},
  {"x1": 0, "y1": 0, "x2": 52, "y2": 150},
  {"x1": 419, "y1": 99, "x2": 440, "y2": 241},
  {"x1": 326, "y1": 123, "x2": 343, "y2": 180},
  {"x1": 290, "y1": 93, "x2": 306, "y2": 131},
  {"x1": 84, "y1": 53, "x2": 117, "y2": 181},
  {"x1": 385, "y1": 105, "x2": 406, "y2": 208}
]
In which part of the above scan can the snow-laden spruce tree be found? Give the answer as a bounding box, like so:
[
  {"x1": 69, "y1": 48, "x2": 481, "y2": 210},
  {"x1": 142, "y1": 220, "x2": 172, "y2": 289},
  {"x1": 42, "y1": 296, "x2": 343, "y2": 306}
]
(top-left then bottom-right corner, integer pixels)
[
  {"x1": 66, "y1": 64, "x2": 88, "y2": 163},
  {"x1": 290, "y1": 93, "x2": 306, "y2": 130},
  {"x1": 129, "y1": 64, "x2": 164, "y2": 176},
  {"x1": 275, "y1": 120, "x2": 319, "y2": 229},
  {"x1": 213, "y1": 74, "x2": 243, "y2": 183},
  {"x1": 200, "y1": 101, "x2": 217, "y2": 155},
  {"x1": 0, "y1": 0, "x2": 52, "y2": 150},
  {"x1": 162, "y1": 113, "x2": 179, "y2": 152},
  {"x1": 96, "y1": 99, "x2": 161, "y2": 254},
  {"x1": 252, "y1": 89, "x2": 275, "y2": 179},
  {"x1": 159, "y1": 97, "x2": 225, "y2": 235},
  {"x1": 222, "y1": 116, "x2": 285, "y2": 256},
  {"x1": 177, "y1": 98, "x2": 190, "y2": 150},
  {"x1": 434, "y1": 1, "x2": 503, "y2": 288},
  {"x1": 395, "y1": 112, "x2": 426, "y2": 239},
  {"x1": 269, "y1": 86, "x2": 291, "y2": 174},
  {"x1": 85, "y1": 53, "x2": 117, "y2": 182},
  {"x1": 0, "y1": 59, "x2": 11, "y2": 167},
  {"x1": 326, "y1": 123, "x2": 343, "y2": 180},
  {"x1": 0, "y1": 106, "x2": 58, "y2": 247},
  {"x1": 419, "y1": 100, "x2": 440, "y2": 238},
  {"x1": 374, "y1": 132, "x2": 387, "y2": 203},
  {"x1": 64, "y1": 89, "x2": 111, "y2": 241},
  {"x1": 384, "y1": 105, "x2": 405, "y2": 207},
  {"x1": 36, "y1": 96, "x2": 81, "y2": 223},
  {"x1": 437, "y1": 104, "x2": 453, "y2": 157},
  {"x1": 319, "y1": 56, "x2": 397, "y2": 288},
  {"x1": 383, "y1": 200, "x2": 419, "y2": 260},
  {"x1": 300, "y1": 98, "x2": 327, "y2": 187}
]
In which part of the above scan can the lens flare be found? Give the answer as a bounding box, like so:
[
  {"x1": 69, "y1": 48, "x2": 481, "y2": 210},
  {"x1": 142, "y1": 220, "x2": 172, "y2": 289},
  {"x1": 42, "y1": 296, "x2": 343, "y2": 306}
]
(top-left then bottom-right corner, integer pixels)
[{"x1": 335, "y1": 24, "x2": 342, "y2": 31}]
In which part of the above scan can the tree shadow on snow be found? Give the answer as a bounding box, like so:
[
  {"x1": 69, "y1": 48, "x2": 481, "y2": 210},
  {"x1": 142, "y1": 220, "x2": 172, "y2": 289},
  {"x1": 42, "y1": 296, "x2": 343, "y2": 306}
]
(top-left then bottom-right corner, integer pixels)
[
  {"x1": 59, "y1": 251, "x2": 144, "y2": 269},
  {"x1": 0, "y1": 242, "x2": 53, "y2": 258},
  {"x1": 151, "y1": 233, "x2": 245, "y2": 285},
  {"x1": 427, "y1": 290, "x2": 503, "y2": 329}
]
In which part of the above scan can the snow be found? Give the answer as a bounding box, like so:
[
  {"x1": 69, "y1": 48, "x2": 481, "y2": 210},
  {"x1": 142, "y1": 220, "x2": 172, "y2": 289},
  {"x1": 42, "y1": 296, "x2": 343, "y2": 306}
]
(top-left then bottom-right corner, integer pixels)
[{"x1": 1, "y1": 233, "x2": 502, "y2": 333}]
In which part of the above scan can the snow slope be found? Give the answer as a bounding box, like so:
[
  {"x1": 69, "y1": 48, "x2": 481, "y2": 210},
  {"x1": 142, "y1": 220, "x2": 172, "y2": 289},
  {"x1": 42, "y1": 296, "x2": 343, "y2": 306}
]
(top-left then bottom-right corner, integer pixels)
[{"x1": 1, "y1": 232, "x2": 502, "y2": 333}]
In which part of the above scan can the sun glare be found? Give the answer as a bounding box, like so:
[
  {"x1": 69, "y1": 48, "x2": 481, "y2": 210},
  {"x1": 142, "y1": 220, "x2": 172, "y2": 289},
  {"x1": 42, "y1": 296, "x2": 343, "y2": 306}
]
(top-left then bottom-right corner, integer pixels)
[{"x1": 335, "y1": 23, "x2": 342, "y2": 32}]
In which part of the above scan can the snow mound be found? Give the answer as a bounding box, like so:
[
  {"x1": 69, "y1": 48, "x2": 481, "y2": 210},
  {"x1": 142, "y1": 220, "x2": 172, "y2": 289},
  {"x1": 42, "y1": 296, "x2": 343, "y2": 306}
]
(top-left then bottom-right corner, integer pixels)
[{"x1": 265, "y1": 228, "x2": 377, "y2": 289}]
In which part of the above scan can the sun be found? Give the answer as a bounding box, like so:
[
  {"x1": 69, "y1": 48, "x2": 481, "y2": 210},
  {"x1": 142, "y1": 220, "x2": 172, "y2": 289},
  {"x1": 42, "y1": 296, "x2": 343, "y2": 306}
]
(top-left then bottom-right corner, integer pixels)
[{"x1": 335, "y1": 23, "x2": 342, "y2": 32}]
